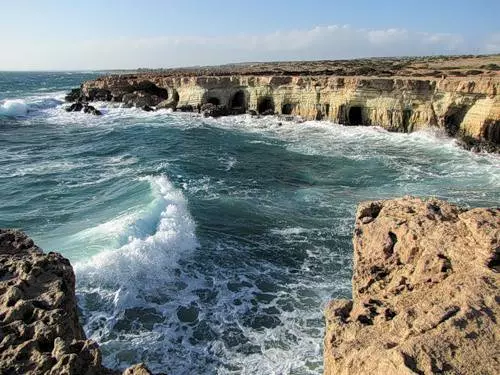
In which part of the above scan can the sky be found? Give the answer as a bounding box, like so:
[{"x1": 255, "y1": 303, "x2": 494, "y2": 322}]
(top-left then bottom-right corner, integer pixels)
[{"x1": 0, "y1": 0, "x2": 499, "y2": 70}]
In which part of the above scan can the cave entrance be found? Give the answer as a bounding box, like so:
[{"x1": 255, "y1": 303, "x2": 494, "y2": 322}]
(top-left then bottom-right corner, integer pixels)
[
  {"x1": 403, "y1": 109, "x2": 412, "y2": 132},
  {"x1": 444, "y1": 106, "x2": 468, "y2": 136},
  {"x1": 348, "y1": 106, "x2": 363, "y2": 125},
  {"x1": 483, "y1": 121, "x2": 500, "y2": 144},
  {"x1": 258, "y1": 97, "x2": 274, "y2": 114},
  {"x1": 230, "y1": 91, "x2": 245, "y2": 109},
  {"x1": 207, "y1": 97, "x2": 221, "y2": 106},
  {"x1": 172, "y1": 90, "x2": 179, "y2": 103},
  {"x1": 134, "y1": 81, "x2": 169, "y2": 99},
  {"x1": 281, "y1": 103, "x2": 293, "y2": 115}
]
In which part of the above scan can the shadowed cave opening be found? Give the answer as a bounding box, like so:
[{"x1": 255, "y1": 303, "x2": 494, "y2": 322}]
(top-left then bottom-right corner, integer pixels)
[
  {"x1": 258, "y1": 97, "x2": 275, "y2": 114},
  {"x1": 444, "y1": 106, "x2": 468, "y2": 136},
  {"x1": 230, "y1": 91, "x2": 245, "y2": 109},
  {"x1": 132, "y1": 81, "x2": 169, "y2": 99},
  {"x1": 403, "y1": 109, "x2": 412, "y2": 132},
  {"x1": 207, "y1": 97, "x2": 221, "y2": 106},
  {"x1": 171, "y1": 90, "x2": 179, "y2": 103},
  {"x1": 348, "y1": 106, "x2": 363, "y2": 125},
  {"x1": 281, "y1": 103, "x2": 293, "y2": 115},
  {"x1": 483, "y1": 121, "x2": 500, "y2": 144}
]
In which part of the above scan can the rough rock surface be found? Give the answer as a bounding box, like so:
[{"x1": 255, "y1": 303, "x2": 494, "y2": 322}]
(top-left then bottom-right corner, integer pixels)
[
  {"x1": 0, "y1": 229, "x2": 152, "y2": 375},
  {"x1": 324, "y1": 197, "x2": 500, "y2": 375}
]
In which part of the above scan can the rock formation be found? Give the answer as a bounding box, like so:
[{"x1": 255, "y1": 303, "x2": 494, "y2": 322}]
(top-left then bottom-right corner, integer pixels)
[
  {"x1": 0, "y1": 229, "x2": 151, "y2": 375},
  {"x1": 74, "y1": 55, "x2": 500, "y2": 148},
  {"x1": 324, "y1": 197, "x2": 499, "y2": 375},
  {"x1": 66, "y1": 102, "x2": 102, "y2": 116}
]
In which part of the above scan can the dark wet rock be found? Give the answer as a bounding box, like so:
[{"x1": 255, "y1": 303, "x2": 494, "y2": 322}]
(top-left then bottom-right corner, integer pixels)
[
  {"x1": 201, "y1": 103, "x2": 229, "y2": 117},
  {"x1": 457, "y1": 135, "x2": 500, "y2": 154},
  {"x1": 122, "y1": 91, "x2": 164, "y2": 108},
  {"x1": 248, "y1": 109, "x2": 258, "y2": 116},
  {"x1": 87, "y1": 88, "x2": 112, "y2": 101},
  {"x1": 229, "y1": 107, "x2": 246, "y2": 115},
  {"x1": 65, "y1": 102, "x2": 84, "y2": 112},
  {"x1": 83, "y1": 104, "x2": 102, "y2": 116},
  {"x1": 65, "y1": 102, "x2": 102, "y2": 115},
  {"x1": 65, "y1": 88, "x2": 84, "y2": 102},
  {"x1": 141, "y1": 105, "x2": 155, "y2": 112},
  {"x1": 177, "y1": 104, "x2": 194, "y2": 112},
  {"x1": 261, "y1": 109, "x2": 275, "y2": 116},
  {"x1": 131, "y1": 81, "x2": 169, "y2": 99}
]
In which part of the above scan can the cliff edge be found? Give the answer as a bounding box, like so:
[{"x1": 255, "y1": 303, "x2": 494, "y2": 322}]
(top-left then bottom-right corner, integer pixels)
[
  {"x1": 74, "y1": 55, "x2": 500, "y2": 150},
  {"x1": 324, "y1": 197, "x2": 499, "y2": 375},
  {"x1": 0, "y1": 229, "x2": 151, "y2": 375}
]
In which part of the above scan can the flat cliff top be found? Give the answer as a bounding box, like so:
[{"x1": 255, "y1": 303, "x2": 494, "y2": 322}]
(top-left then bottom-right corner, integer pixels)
[
  {"x1": 108, "y1": 54, "x2": 500, "y2": 79},
  {"x1": 324, "y1": 197, "x2": 500, "y2": 375}
]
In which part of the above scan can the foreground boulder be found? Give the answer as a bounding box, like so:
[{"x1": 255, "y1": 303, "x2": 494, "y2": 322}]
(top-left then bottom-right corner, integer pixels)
[
  {"x1": 0, "y1": 229, "x2": 151, "y2": 375},
  {"x1": 324, "y1": 197, "x2": 499, "y2": 375}
]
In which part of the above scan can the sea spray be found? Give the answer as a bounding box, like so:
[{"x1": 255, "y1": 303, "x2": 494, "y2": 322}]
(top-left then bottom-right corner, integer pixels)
[
  {"x1": 75, "y1": 175, "x2": 199, "y2": 309},
  {"x1": 0, "y1": 99, "x2": 28, "y2": 117}
]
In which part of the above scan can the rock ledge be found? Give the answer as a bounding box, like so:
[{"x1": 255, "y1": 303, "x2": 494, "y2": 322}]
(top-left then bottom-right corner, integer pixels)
[
  {"x1": 0, "y1": 229, "x2": 151, "y2": 375},
  {"x1": 324, "y1": 197, "x2": 499, "y2": 375}
]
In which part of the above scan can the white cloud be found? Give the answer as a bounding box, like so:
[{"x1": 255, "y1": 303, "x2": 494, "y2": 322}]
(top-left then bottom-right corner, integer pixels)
[
  {"x1": 484, "y1": 33, "x2": 500, "y2": 53},
  {"x1": 0, "y1": 25, "x2": 488, "y2": 70}
]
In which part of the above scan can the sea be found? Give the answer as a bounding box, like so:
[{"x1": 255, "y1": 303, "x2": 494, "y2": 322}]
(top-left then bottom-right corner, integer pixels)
[{"x1": 1, "y1": 71, "x2": 499, "y2": 374}]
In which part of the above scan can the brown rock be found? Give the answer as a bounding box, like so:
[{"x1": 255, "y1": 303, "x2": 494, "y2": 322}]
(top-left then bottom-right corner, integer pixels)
[
  {"x1": 0, "y1": 229, "x2": 153, "y2": 375},
  {"x1": 122, "y1": 364, "x2": 153, "y2": 375},
  {"x1": 324, "y1": 197, "x2": 500, "y2": 375}
]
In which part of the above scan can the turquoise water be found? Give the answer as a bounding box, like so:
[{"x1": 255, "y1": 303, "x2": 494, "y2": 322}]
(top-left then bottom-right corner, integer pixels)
[{"x1": 1, "y1": 72, "x2": 499, "y2": 374}]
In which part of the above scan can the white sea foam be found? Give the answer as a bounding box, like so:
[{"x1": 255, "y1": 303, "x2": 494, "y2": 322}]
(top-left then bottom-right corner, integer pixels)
[
  {"x1": 0, "y1": 99, "x2": 29, "y2": 117},
  {"x1": 0, "y1": 160, "x2": 86, "y2": 178},
  {"x1": 220, "y1": 155, "x2": 237, "y2": 171},
  {"x1": 76, "y1": 175, "x2": 199, "y2": 311},
  {"x1": 0, "y1": 91, "x2": 67, "y2": 119},
  {"x1": 270, "y1": 227, "x2": 311, "y2": 236}
]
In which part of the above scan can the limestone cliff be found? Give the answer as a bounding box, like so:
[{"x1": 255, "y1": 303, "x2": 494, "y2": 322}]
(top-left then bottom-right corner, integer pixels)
[
  {"x1": 77, "y1": 56, "x2": 500, "y2": 146},
  {"x1": 0, "y1": 229, "x2": 151, "y2": 375},
  {"x1": 324, "y1": 197, "x2": 499, "y2": 375}
]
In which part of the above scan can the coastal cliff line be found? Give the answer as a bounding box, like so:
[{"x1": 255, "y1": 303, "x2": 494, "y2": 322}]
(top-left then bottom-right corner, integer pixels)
[{"x1": 73, "y1": 56, "x2": 500, "y2": 149}]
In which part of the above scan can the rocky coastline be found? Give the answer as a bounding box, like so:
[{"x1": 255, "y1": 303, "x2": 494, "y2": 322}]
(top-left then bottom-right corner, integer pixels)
[
  {"x1": 67, "y1": 55, "x2": 500, "y2": 152},
  {"x1": 0, "y1": 229, "x2": 151, "y2": 375},
  {"x1": 1, "y1": 197, "x2": 499, "y2": 374}
]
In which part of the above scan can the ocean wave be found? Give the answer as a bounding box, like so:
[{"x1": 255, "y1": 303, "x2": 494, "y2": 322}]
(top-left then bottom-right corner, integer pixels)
[
  {"x1": 0, "y1": 99, "x2": 28, "y2": 117},
  {"x1": 75, "y1": 174, "x2": 199, "y2": 311},
  {"x1": 0, "y1": 93, "x2": 65, "y2": 118}
]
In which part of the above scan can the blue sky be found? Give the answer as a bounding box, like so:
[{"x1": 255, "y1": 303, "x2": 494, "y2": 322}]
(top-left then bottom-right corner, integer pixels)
[{"x1": 1, "y1": 0, "x2": 499, "y2": 70}]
